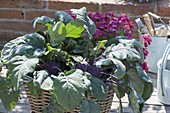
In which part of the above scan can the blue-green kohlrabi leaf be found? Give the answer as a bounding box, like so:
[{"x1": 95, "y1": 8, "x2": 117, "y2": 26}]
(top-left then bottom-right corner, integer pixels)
[
  {"x1": 32, "y1": 16, "x2": 54, "y2": 28},
  {"x1": 65, "y1": 20, "x2": 84, "y2": 38},
  {"x1": 80, "y1": 98, "x2": 100, "y2": 113},
  {"x1": 47, "y1": 22, "x2": 66, "y2": 47},
  {"x1": 109, "y1": 58, "x2": 126, "y2": 79},
  {"x1": 96, "y1": 58, "x2": 126, "y2": 79},
  {"x1": 1, "y1": 33, "x2": 46, "y2": 63},
  {"x1": 0, "y1": 77, "x2": 19, "y2": 111},
  {"x1": 128, "y1": 88, "x2": 144, "y2": 113},
  {"x1": 55, "y1": 11, "x2": 74, "y2": 24},
  {"x1": 7, "y1": 56, "x2": 39, "y2": 90},
  {"x1": 89, "y1": 76, "x2": 107, "y2": 100},
  {"x1": 33, "y1": 70, "x2": 53, "y2": 91},
  {"x1": 26, "y1": 70, "x2": 53, "y2": 98},
  {"x1": 109, "y1": 43, "x2": 141, "y2": 61},
  {"x1": 119, "y1": 39, "x2": 144, "y2": 63},
  {"x1": 52, "y1": 69, "x2": 88, "y2": 111},
  {"x1": 70, "y1": 7, "x2": 96, "y2": 35},
  {"x1": 127, "y1": 64, "x2": 153, "y2": 101}
]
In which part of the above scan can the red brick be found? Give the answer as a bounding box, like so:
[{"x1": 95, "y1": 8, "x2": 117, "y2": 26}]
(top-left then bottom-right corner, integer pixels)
[
  {"x1": 0, "y1": 0, "x2": 46, "y2": 9},
  {"x1": 25, "y1": 11, "x2": 54, "y2": 20},
  {"x1": 0, "y1": 10, "x2": 24, "y2": 19},
  {"x1": 0, "y1": 31, "x2": 22, "y2": 41},
  {"x1": 48, "y1": 1, "x2": 98, "y2": 13},
  {"x1": 0, "y1": 21, "x2": 34, "y2": 33},
  {"x1": 102, "y1": 4, "x2": 153, "y2": 15},
  {"x1": 157, "y1": 6, "x2": 170, "y2": 17},
  {"x1": 49, "y1": 0, "x2": 98, "y2": 4}
]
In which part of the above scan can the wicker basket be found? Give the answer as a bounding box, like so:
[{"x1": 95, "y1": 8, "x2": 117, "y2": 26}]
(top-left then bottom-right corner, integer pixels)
[{"x1": 24, "y1": 83, "x2": 114, "y2": 113}]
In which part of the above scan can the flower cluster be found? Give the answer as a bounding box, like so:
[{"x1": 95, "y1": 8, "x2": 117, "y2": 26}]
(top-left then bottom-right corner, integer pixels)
[
  {"x1": 141, "y1": 34, "x2": 152, "y2": 71},
  {"x1": 69, "y1": 10, "x2": 150, "y2": 71},
  {"x1": 88, "y1": 12, "x2": 134, "y2": 39}
]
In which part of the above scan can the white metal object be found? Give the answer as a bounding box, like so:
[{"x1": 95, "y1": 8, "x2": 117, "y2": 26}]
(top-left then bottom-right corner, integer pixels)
[
  {"x1": 139, "y1": 31, "x2": 170, "y2": 73},
  {"x1": 157, "y1": 43, "x2": 170, "y2": 105}
]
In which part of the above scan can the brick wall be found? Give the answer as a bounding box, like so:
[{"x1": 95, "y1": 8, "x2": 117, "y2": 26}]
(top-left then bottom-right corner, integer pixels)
[{"x1": 0, "y1": 0, "x2": 170, "y2": 48}]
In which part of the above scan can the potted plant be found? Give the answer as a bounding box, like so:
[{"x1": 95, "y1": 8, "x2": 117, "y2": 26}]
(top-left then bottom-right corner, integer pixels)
[{"x1": 0, "y1": 7, "x2": 153, "y2": 113}]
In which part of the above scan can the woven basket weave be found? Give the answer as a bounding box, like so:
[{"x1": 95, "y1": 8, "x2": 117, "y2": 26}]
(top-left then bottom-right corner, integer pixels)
[{"x1": 24, "y1": 83, "x2": 114, "y2": 113}]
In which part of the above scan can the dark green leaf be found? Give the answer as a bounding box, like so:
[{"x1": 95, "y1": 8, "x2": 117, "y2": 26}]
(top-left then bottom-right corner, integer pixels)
[
  {"x1": 55, "y1": 11, "x2": 74, "y2": 24},
  {"x1": 33, "y1": 70, "x2": 53, "y2": 90},
  {"x1": 80, "y1": 98, "x2": 100, "y2": 113},
  {"x1": 7, "y1": 56, "x2": 39, "y2": 89},
  {"x1": 82, "y1": 72, "x2": 91, "y2": 89},
  {"x1": 89, "y1": 76, "x2": 107, "y2": 100},
  {"x1": 32, "y1": 16, "x2": 54, "y2": 28},
  {"x1": 1, "y1": 33, "x2": 46, "y2": 63},
  {"x1": 65, "y1": 20, "x2": 84, "y2": 38},
  {"x1": 48, "y1": 22, "x2": 66, "y2": 47},
  {"x1": 26, "y1": 80, "x2": 42, "y2": 98},
  {"x1": 127, "y1": 64, "x2": 153, "y2": 101},
  {"x1": 71, "y1": 7, "x2": 96, "y2": 35},
  {"x1": 0, "y1": 60, "x2": 2, "y2": 72},
  {"x1": 109, "y1": 58, "x2": 126, "y2": 79},
  {"x1": 96, "y1": 58, "x2": 112, "y2": 66},
  {"x1": 119, "y1": 39, "x2": 144, "y2": 63},
  {"x1": 136, "y1": 64, "x2": 153, "y2": 101},
  {"x1": 128, "y1": 88, "x2": 144, "y2": 113},
  {"x1": 52, "y1": 69, "x2": 87, "y2": 111},
  {"x1": 109, "y1": 43, "x2": 141, "y2": 61},
  {"x1": 0, "y1": 77, "x2": 19, "y2": 111}
]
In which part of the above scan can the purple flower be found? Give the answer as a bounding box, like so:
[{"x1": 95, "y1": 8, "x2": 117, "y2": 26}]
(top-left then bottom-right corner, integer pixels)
[
  {"x1": 142, "y1": 62, "x2": 149, "y2": 72},
  {"x1": 143, "y1": 47, "x2": 149, "y2": 59},
  {"x1": 88, "y1": 12, "x2": 134, "y2": 40},
  {"x1": 142, "y1": 34, "x2": 152, "y2": 47}
]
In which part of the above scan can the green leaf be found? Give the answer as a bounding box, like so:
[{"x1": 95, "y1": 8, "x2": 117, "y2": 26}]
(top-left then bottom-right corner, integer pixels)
[
  {"x1": 43, "y1": 96, "x2": 66, "y2": 113},
  {"x1": 89, "y1": 76, "x2": 107, "y2": 100},
  {"x1": 55, "y1": 11, "x2": 74, "y2": 24},
  {"x1": 109, "y1": 43, "x2": 141, "y2": 61},
  {"x1": 97, "y1": 40, "x2": 107, "y2": 49},
  {"x1": 65, "y1": 20, "x2": 84, "y2": 38},
  {"x1": 25, "y1": 70, "x2": 53, "y2": 98},
  {"x1": 32, "y1": 16, "x2": 54, "y2": 28},
  {"x1": 109, "y1": 58, "x2": 126, "y2": 79},
  {"x1": 33, "y1": 70, "x2": 53, "y2": 90},
  {"x1": 26, "y1": 80, "x2": 42, "y2": 99},
  {"x1": 1, "y1": 33, "x2": 46, "y2": 63},
  {"x1": 7, "y1": 56, "x2": 39, "y2": 89},
  {"x1": 0, "y1": 77, "x2": 19, "y2": 111},
  {"x1": 52, "y1": 69, "x2": 87, "y2": 111},
  {"x1": 80, "y1": 98, "x2": 100, "y2": 113},
  {"x1": 71, "y1": 55, "x2": 83, "y2": 63},
  {"x1": 82, "y1": 72, "x2": 92, "y2": 89},
  {"x1": 96, "y1": 58, "x2": 112, "y2": 66},
  {"x1": 119, "y1": 39, "x2": 144, "y2": 63},
  {"x1": 128, "y1": 88, "x2": 144, "y2": 113},
  {"x1": 136, "y1": 64, "x2": 153, "y2": 101},
  {"x1": 127, "y1": 64, "x2": 153, "y2": 101},
  {"x1": 89, "y1": 40, "x2": 107, "y2": 56},
  {"x1": 48, "y1": 22, "x2": 66, "y2": 47},
  {"x1": 71, "y1": 7, "x2": 96, "y2": 35},
  {"x1": 0, "y1": 60, "x2": 2, "y2": 72}
]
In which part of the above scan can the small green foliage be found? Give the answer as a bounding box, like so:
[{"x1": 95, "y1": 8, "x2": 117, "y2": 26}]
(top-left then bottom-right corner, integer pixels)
[
  {"x1": 0, "y1": 77, "x2": 19, "y2": 111},
  {"x1": 80, "y1": 99, "x2": 101, "y2": 113}
]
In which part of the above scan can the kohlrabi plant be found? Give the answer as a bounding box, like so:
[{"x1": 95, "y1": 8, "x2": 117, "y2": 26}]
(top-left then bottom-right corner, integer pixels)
[{"x1": 0, "y1": 7, "x2": 153, "y2": 113}]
